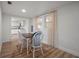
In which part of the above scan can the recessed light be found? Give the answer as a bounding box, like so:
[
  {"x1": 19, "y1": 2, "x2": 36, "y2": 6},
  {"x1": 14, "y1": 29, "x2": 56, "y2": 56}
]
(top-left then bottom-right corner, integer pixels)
[{"x1": 22, "y1": 9, "x2": 26, "y2": 13}]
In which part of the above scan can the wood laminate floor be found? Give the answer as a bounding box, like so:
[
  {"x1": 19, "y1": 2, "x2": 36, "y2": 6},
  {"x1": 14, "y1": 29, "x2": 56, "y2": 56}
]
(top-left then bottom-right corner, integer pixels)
[
  {"x1": 0, "y1": 41, "x2": 78, "y2": 58},
  {"x1": 0, "y1": 35, "x2": 78, "y2": 58}
]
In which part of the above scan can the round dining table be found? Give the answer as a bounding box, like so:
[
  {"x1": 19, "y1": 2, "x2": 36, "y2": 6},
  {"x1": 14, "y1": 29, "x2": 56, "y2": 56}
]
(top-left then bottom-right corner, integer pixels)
[{"x1": 22, "y1": 33, "x2": 33, "y2": 55}]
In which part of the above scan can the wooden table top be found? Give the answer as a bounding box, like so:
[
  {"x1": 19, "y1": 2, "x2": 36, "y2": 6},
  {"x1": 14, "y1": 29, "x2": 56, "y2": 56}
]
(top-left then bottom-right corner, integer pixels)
[{"x1": 22, "y1": 33, "x2": 33, "y2": 38}]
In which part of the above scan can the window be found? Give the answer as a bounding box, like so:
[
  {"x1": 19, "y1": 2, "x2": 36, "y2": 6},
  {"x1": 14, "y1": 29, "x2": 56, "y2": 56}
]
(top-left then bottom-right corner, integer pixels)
[{"x1": 11, "y1": 17, "x2": 24, "y2": 34}]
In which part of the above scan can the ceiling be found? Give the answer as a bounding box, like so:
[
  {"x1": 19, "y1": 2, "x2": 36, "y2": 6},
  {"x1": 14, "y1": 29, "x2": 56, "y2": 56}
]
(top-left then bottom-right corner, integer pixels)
[{"x1": 2, "y1": 1, "x2": 72, "y2": 18}]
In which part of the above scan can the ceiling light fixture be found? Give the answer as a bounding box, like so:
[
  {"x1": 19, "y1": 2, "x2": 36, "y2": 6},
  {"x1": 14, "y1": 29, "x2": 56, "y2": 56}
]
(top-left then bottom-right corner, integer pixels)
[
  {"x1": 8, "y1": 1, "x2": 12, "y2": 5},
  {"x1": 22, "y1": 9, "x2": 26, "y2": 13}
]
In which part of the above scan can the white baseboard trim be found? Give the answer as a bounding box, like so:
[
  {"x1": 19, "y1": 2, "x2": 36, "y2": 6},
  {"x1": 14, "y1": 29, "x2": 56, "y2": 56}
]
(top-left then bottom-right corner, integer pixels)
[{"x1": 58, "y1": 46, "x2": 79, "y2": 57}]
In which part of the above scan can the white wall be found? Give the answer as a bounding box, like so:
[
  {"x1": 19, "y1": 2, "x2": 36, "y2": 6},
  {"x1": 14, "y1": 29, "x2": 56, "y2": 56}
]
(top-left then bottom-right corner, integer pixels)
[
  {"x1": 2, "y1": 13, "x2": 31, "y2": 43},
  {"x1": 2, "y1": 14, "x2": 11, "y2": 42},
  {"x1": 0, "y1": 2, "x2": 2, "y2": 53},
  {"x1": 57, "y1": 2, "x2": 79, "y2": 57}
]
